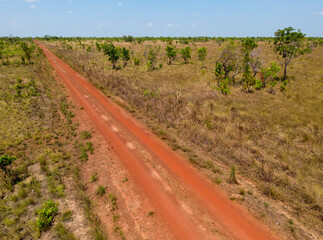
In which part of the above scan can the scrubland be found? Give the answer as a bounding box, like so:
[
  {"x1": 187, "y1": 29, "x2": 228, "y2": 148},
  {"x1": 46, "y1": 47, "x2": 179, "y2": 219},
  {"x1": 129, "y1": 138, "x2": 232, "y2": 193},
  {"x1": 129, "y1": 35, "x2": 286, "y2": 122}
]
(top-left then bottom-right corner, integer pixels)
[{"x1": 44, "y1": 37, "x2": 323, "y2": 239}]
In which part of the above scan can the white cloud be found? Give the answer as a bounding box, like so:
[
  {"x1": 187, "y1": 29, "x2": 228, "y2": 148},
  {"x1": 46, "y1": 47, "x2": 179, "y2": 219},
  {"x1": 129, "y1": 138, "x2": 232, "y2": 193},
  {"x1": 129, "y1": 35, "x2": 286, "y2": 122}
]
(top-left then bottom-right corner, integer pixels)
[
  {"x1": 10, "y1": 19, "x2": 18, "y2": 24},
  {"x1": 314, "y1": 10, "x2": 323, "y2": 15},
  {"x1": 67, "y1": 10, "x2": 72, "y2": 14},
  {"x1": 192, "y1": 24, "x2": 198, "y2": 27},
  {"x1": 24, "y1": 0, "x2": 39, "y2": 2},
  {"x1": 117, "y1": 2, "x2": 123, "y2": 6},
  {"x1": 166, "y1": 23, "x2": 178, "y2": 27},
  {"x1": 194, "y1": 13, "x2": 200, "y2": 16},
  {"x1": 146, "y1": 22, "x2": 153, "y2": 27},
  {"x1": 30, "y1": 4, "x2": 36, "y2": 8}
]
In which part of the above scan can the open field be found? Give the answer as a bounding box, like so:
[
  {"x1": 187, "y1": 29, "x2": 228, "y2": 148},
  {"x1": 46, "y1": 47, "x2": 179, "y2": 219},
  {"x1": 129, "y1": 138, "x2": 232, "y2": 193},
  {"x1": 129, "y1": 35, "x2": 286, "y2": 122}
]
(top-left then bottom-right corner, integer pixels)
[{"x1": 43, "y1": 37, "x2": 323, "y2": 239}]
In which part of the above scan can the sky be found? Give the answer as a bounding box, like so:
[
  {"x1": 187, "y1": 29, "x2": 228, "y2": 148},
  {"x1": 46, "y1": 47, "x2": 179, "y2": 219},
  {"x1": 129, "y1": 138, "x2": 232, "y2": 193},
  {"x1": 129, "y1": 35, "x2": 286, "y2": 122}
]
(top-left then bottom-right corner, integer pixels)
[{"x1": 0, "y1": 0, "x2": 323, "y2": 37}]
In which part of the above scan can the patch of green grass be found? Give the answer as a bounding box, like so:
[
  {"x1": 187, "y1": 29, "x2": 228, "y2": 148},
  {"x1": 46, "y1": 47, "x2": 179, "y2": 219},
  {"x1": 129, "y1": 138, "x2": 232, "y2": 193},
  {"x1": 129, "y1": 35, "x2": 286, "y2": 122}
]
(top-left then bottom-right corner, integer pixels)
[
  {"x1": 90, "y1": 172, "x2": 98, "y2": 183},
  {"x1": 80, "y1": 147, "x2": 88, "y2": 161},
  {"x1": 239, "y1": 189, "x2": 245, "y2": 196},
  {"x1": 62, "y1": 210, "x2": 73, "y2": 222},
  {"x1": 228, "y1": 166, "x2": 239, "y2": 184},
  {"x1": 113, "y1": 214, "x2": 119, "y2": 223},
  {"x1": 108, "y1": 193, "x2": 117, "y2": 212},
  {"x1": 113, "y1": 225, "x2": 125, "y2": 240},
  {"x1": 55, "y1": 222, "x2": 77, "y2": 240},
  {"x1": 86, "y1": 142, "x2": 94, "y2": 154},
  {"x1": 96, "y1": 186, "x2": 106, "y2": 196},
  {"x1": 80, "y1": 131, "x2": 92, "y2": 140}
]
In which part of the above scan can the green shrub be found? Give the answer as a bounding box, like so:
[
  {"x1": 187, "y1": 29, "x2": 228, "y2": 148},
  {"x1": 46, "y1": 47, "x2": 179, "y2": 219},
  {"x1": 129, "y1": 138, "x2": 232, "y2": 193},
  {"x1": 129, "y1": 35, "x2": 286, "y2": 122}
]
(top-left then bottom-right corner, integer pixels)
[
  {"x1": 165, "y1": 45, "x2": 177, "y2": 65},
  {"x1": 147, "y1": 46, "x2": 160, "y2": 71},
  {"x1": 20, "y1": 42, "x2": 34, "y2": 64},
  {"x1": 280, "y1": 79, "x2": 288, "y2": 91},
  {"x1": 62, "y1": 210, "x2": 73, "y2": 222},
  {"x1": 197, "y1": 47, "x2": 207, "y2": 61},
  {"x1": 96, "y1": 186, "x2": 106, "y2": 196},
  {"x1": 121, "y1": 47, "x2": 130, "y2": 68},
  {"x1": 228, "y1": 166, "x2": 238, "y2": 184},
  {"x1": 80, "y1": 147, "x2": 88, "y2": 161},
  {"x1": 255, "y1": 79, "x2": 263, "y2": 90},
  {"x1": 15, "y1": 79, "x2": 23, "y2": 96},
  {"x1": 36, "y1": 200, "x2": 58, "y2": 232},
  {"x1": 133, "y1": 56, "x2": 140, "y2": 66},
  {"x1": 180, "y1": 47, "x2": 191, "y2": 64},
  {"x1": 0, "y1": 154, "x2": 16, "y2": 177},
  {"x1": 90, "y1": 172, "x2": 98, "y2": 183},
  {"x1": 80, "y1": 131, "x2": 92, "y2": 140},
  {"x1": 55, "y1": 222, "x2": 77, "y2": 240},
  {"x1": 86, "y1": 142, "x2": 94, "y2": 154},
  {"x1": 215, "y1": 75, "x2": 231, "y2": 95}
]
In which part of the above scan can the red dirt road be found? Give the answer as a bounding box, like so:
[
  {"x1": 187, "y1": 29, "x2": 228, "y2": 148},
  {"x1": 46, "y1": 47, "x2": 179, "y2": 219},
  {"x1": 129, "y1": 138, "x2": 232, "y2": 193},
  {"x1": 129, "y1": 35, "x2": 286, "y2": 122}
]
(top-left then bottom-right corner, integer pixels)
[{"x1": 36, "y1": 40, "x2": 278, "y2": 240}]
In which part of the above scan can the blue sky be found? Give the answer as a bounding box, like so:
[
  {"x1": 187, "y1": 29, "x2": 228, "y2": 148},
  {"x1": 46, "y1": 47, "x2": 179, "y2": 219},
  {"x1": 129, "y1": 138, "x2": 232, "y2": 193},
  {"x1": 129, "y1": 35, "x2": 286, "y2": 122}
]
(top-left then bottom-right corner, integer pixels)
[{"x1": 0, "y1": 0, "x2": 323, "y2": 37}]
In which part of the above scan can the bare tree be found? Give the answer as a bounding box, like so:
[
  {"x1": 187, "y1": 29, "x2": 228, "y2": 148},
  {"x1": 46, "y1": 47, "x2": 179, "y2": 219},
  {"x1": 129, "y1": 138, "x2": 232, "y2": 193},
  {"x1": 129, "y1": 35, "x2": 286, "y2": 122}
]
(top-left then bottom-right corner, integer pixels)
[
  {"x1": 217, "y1": 41, "x2": 240, "y2": 79},
  {"x1": 250, "y1": 49, "x2": 262, "y2": 77}
]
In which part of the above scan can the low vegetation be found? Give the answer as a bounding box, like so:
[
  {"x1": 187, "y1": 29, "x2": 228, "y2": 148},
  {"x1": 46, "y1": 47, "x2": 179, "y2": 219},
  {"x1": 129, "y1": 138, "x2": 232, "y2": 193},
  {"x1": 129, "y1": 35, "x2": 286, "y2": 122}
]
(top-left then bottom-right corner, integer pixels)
[
  {"x1": 0, "y1": 38, "x2": 105, "y2": 239},
  {"x1": 43, "y1": 29, "x2": 323, "y2": 238}
]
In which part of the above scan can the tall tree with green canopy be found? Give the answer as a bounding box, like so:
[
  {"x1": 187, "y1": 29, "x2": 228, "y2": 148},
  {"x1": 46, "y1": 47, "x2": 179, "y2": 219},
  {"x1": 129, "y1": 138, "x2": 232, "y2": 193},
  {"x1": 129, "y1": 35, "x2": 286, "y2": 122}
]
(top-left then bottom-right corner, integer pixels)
[
  {"x1": 274, "y1": 27, "x2": 310, "y2": 80},
  {"x1": 103, "y1": 43, "x2": 120, "y2": 69}
]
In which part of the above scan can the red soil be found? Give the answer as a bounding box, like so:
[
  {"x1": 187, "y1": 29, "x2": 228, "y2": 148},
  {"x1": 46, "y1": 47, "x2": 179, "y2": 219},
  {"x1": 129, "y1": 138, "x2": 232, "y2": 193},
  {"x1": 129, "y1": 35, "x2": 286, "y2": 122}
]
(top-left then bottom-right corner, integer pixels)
[{"x1": 35, "y1": 40, "x2": 278, "y2": 240}]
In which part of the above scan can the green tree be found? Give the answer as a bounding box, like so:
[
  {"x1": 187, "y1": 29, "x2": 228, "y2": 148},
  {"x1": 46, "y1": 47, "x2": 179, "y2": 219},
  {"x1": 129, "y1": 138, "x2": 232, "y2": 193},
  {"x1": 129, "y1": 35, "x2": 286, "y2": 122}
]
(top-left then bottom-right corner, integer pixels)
[
  {"x1": 20, "y1": 42, "x2": 34, "y2": 64},
  {"x1": 274, "y1": 27, "x2": 310, "y2": 80},
  {"x1": 0, "y1": 155, "x2": 16, "y2": 178},
  {"x1": 121, "y1": 47, "x2": 130, "y2": 68},
  {"x1": 103, "y1": 43, "x2": 120, "y2": 69},
  {"x1": 197, "y1": 47, "x2": 207, "y2": 61},
  {"x1": 180, "y1": 47, "x2": 191, "y2": 64},
  {"x1": 123, "y1": 35, "x2": 134, "y2": 42},
  {"x1": 165, "y1": 45, "x2": 177, "y2": 65},
  {"x1": 242, "y1": 38, "x2": 258, "y2": 51}
]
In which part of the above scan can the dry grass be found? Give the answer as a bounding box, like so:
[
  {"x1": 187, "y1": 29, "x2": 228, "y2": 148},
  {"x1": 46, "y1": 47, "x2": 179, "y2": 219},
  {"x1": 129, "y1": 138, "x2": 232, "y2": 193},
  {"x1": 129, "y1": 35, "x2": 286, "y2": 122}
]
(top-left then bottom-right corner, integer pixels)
[
  {"x1": 46, "y1": 39, "x2": 323, "y2": 238},
  {"x1": 0, "y1": 40, "x2": 105, "y2": 239}
]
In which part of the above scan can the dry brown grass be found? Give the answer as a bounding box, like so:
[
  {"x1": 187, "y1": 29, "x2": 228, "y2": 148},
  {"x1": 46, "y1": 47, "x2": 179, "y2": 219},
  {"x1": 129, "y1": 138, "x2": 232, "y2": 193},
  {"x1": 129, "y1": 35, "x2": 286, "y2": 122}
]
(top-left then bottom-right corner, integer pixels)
[
  {"x1": 0, "y1": 41, "x2": 105, "y2": 240},
  {"x1": 46, "y1": 39, "x2": 323, "y2": 239}
]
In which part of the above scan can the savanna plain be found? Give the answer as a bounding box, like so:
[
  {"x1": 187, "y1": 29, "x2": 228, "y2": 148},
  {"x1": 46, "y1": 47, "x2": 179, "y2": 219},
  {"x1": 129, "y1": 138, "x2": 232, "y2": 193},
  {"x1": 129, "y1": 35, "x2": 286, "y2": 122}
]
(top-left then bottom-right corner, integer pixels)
[{"x1": 0, "y1": 33, "x2": 322, "y2": 240}]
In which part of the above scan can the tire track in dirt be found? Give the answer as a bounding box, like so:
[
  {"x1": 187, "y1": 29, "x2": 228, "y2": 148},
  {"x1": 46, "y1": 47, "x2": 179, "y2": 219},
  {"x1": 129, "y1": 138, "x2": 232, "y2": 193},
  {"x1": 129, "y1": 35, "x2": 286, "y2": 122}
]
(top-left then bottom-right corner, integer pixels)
[{"x1": 36, "y1": 40, "x2": 278, "y2": 240}]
